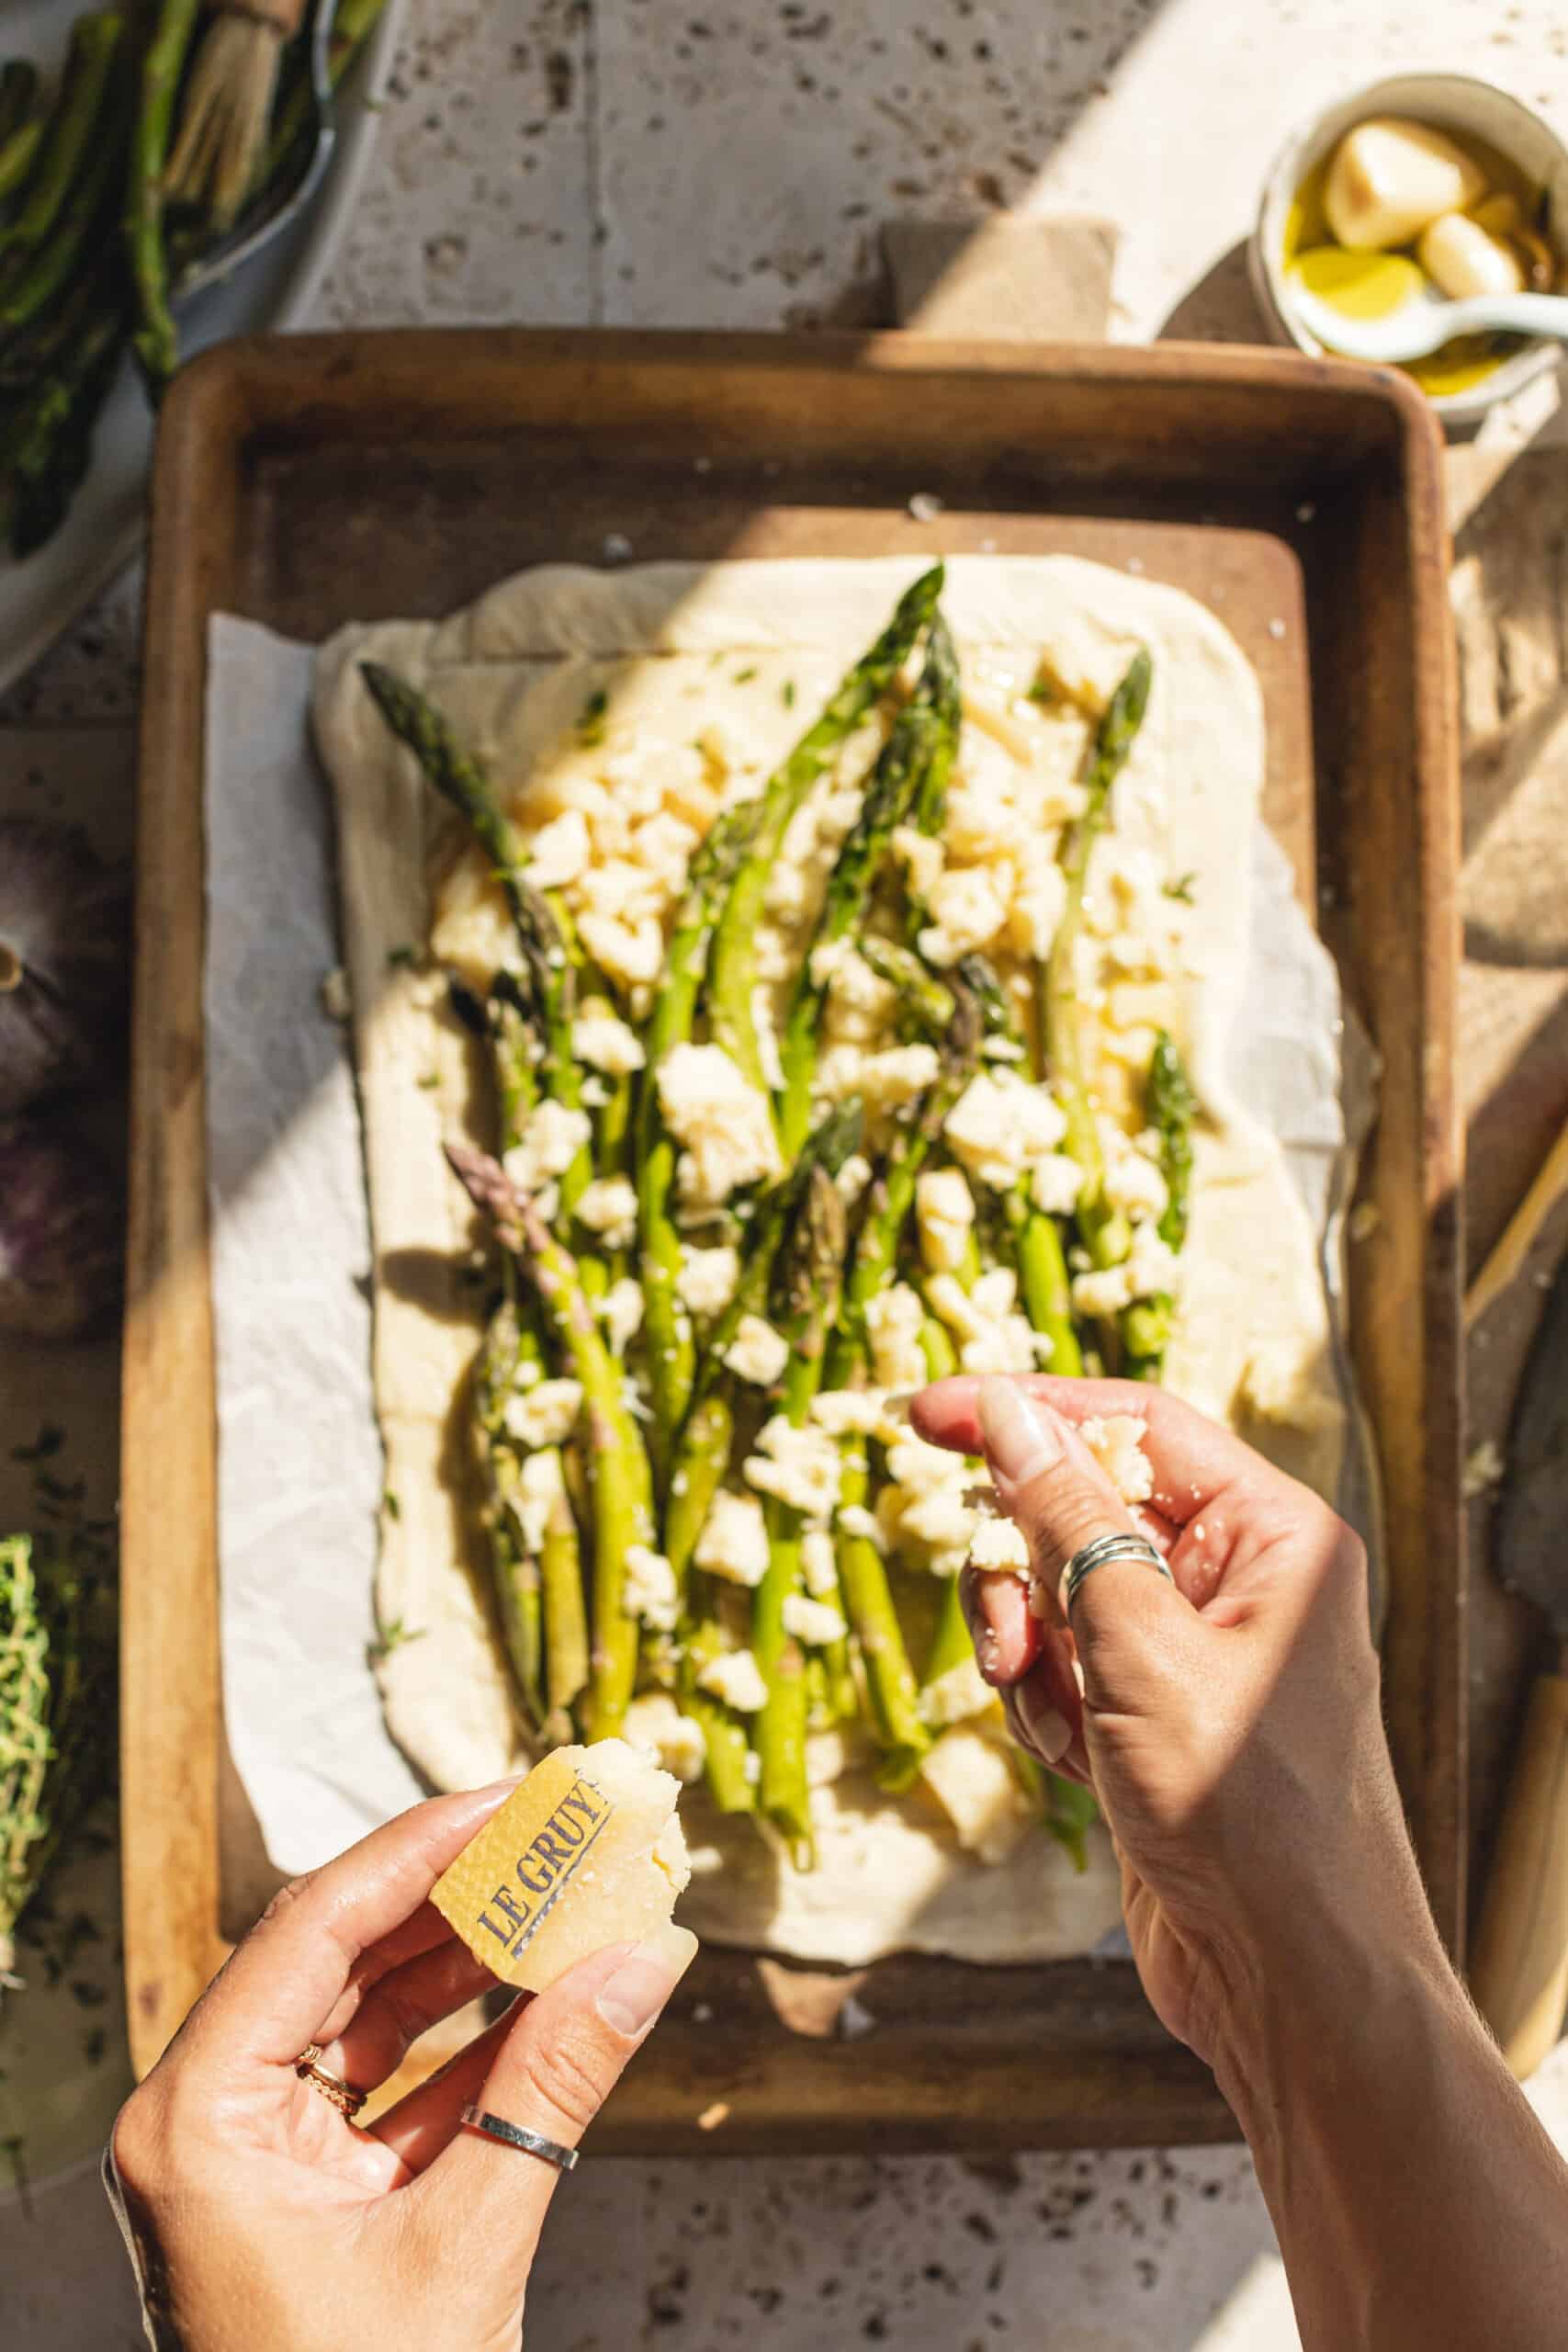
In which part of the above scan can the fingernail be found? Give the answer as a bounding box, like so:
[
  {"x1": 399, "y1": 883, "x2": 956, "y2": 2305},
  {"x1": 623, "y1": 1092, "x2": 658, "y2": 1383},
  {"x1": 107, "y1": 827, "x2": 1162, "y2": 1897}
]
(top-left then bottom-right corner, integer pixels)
[
  {"x1": 1015, "y1": 1680, "x2": 1073, "y2": 1765},
  {"x1": 469, "y1": 1773, "x2": 525, "y2": 1802},
  {"x1": 977, "y1": 1380, "x2": 1062, "y2": 1490},
  {"x1": 596, "y1": 1923, "x2": 699, "y2": 2039}
]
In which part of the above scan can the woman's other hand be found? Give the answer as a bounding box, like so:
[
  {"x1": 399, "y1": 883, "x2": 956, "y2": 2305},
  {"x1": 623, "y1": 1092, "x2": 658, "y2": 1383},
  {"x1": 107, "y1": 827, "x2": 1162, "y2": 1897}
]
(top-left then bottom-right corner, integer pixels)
[
  {"x1": 911, "y1": 1374, "x2": 1438, "y2": 2075},
  {"x1": 108, "y1": 1781, "x2": 695, "y2": 2352}
]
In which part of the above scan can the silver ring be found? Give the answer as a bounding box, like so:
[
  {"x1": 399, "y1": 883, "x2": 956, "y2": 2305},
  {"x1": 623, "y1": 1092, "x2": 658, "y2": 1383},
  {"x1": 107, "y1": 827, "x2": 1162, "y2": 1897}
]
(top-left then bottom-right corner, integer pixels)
[
  {"x1": 459, "y1": 2103, "x2": 581, "y2": 2172},
  {"x1": 1062, "y1": 1531, "x2": 1171, "y2": 1611}
]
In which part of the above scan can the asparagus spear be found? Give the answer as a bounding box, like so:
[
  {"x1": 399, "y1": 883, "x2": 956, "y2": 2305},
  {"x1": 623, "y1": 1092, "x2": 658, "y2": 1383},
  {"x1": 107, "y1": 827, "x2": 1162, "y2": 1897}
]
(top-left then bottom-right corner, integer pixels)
[
  {"x1": 679, "y1": 1619, "x2": 756, "y2": 1815},
  {"x1": 2, "y1": 15, "x2": 121, "y2": 263},
  {"x1": 5, "y1": 293, "x2": 128, "y2": 558},
  {"x1": 445, "y1": 1146, "x2": 656, "y2": 1741},
  {"x1": 1040, "y1": 649, "x2": 1152, "y2": 1279},
  {"x1": 125, "y1": 0, "x2": 202, "y2": 391},
  {"x1": 473, "y1": 1295, "x2": 546, "y2": 1731},
  {"x1": 636, "y1": 802, "x2": 756, "y2": 1478},
  {"x1": 954, "y1": 951, "x2": 1085, "y2": 1375},
  {"x1": 0, "y1": 77, "x2": 127, "y2": 340},
  {"x1": 752, "y1": 1153, "x2": 851, "y2": 1858},
  {"x1": 477, "y1": 987, "x2": 589, "y2": 1732},
  {"x1": 1119, "y1": 1027, "x2": 1196, "y2": 1378},
  {"x1": 0, "y1": 64, "x2": 41, "y2": 206},
  {"x1": 775, "y1": 615, "x2": 961, "y2": 1159},
  {"x1": 707, "y1": 563, "x2": 945, "y2": 1095},
  {"x1": 824, "y1": 978, "x2": 982, "y2": 1780},
  {"x1": 358, "y1": 664, "x2": 594, "y2": 1222},
  {"x1": 0, "y1": 63, "x2": 39, "y2": 148},
  {"x1": 665, "y1": 1105, "x2": 862, "y2": 1811}
]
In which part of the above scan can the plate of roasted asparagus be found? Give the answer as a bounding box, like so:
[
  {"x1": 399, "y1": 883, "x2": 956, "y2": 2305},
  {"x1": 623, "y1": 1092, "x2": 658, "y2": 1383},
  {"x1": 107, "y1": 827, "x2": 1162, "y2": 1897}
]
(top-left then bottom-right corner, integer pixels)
[{"x1": 0, "y1": 0, "x2": 401, "y2": 697}]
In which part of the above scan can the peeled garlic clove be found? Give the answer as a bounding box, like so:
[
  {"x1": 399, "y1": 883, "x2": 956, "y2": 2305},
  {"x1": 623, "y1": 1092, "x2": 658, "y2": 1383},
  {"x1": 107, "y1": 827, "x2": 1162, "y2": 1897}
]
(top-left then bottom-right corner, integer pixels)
[
  {"x1": 1418, "y1": 210, "x2": 1526, "y2": 300},
  {"x1": 1471, "y1": 191, "x2": 1526, "y2": 240},
  {"x1": 1324, "y1": 117, "x2": 1488, "y2": 251}
]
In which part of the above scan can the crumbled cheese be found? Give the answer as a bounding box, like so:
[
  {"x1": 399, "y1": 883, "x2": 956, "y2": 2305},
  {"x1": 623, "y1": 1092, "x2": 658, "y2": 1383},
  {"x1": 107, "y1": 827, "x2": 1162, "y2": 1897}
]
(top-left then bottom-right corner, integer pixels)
[
  {"x1": 919, "y1": 1728, "x2": 1035, "y2": 1863},
  {"x1": 503, "y1": 1100, "x2": 592, "y2": 1197},
  {"x1": 920, "y1": 1656, "x2": 994, "y2": 1730},
  {"x1": 1079, "y1": 1414, "x2": 1154, "y2": 1506},
  {"x1": 836, "y1": 1502, "x2": 885, "y2": 1551},
  {"x1": 1071, "y1": 1262, "x2": 1134, "y2": 1317},
  {"x1": 812, "y1": 938, "x2": 898, "y2": 1042},
  {"x1": 528, "y1": 808, "x2": 592, "y2": 890},
  {"x1": 919, "y1": 865, "x2": 1010, "y2": 966},
  {"x1": 502, "y1": 1378, "x2": 583, "y2": 1448},
  {"x1": 1462, "y1": 1438, "x2": 1505, "y2": 1499},
  {"x1": 969, "y1": 1515, "x2": 1030, "y2": 1573},
  {"x1": 816, "y1": 1040, "x2": 941, "y2": 1114},
  {"x1": 624, "y1": 1544, "x2": 679, "y2": 1632},
  {"x1": 320, "y1": 966, "x2": 351, "y2": 1022},
  {"x1": 782, "y1": 1594, "x2": 848, "y2": 1646},
  {"x1": 752, "y1": 985, "x2": 785, "y2": 1091},
  {"x1": 808, "y1": 1387, "x2": 889, "y2": 1437},
  {"x1": 863, "y1": 1283, "x2": 928, "y2": 1391},
  {"x1": 621, "y1": 1692, "x2": 707, "y2": 1784},
  {"x1": 722, "y1": 1313, "x2": 790, "y2": 1388},
  {"x1": 631, "y1": 810, "x2": 699, "y2": 895},
  {"x1": 1126, "y1": 1222, "x2": 1181, "y2": 1298},
  {"x1": 595, "y1": 1275, "x2": 644, "y2": 1356},
  {"x1": 915, "y1": 1168, "x2": 976, "y2": 1275},
  {"x1": 878, "y1": 1432, "x2": 978, "y2": 1576},
  {"x1": 743, "y1": 1418, "x2": 842, "y2": 1522},
  {"x1": 973, "y1": 1267, "x2": 1018, "y2": 1319},
  {"x1": 1102, "y1": 1146, "x2": 1168, "y2": 1226},
  {"x1": 944, "y1": 1071, "x2": 1067, "y2": 1189},
  {"x1": 676, "y1": 1243, "x2": 741, "y2": 1319},
  {"x1": 892, "y1": 823, "x2": 944, "y2": 903},
  {"x1": 507, "y1": 1447, "x2": 566, "y2": 1555},
  {"x1": 1005, "y1": 853, "x2": 1068, "y2": 961},
  {"x1": 694, "y1": 1489, "x2": 772, "y2": 1587},
  {"x1": 695, "y1": 1647, "x2": 769, "y2": 1713},
  {"x1": 801, "y1": 1528, "x2": 840, "y2": 1598},
  {"x1": 429, "y1": 855, "x2": 515, "y2": 987},
  {"x1": 657, "y1": 1043, "x2": 784, "y2": 1210},
  {"x1": 575, "y1": 1175, "x2": 638, "y2": 1248},
  {"x1": 835, "y1": 1153, "x2": 873, "y2": 1208},
  {"x1": 1032, "y1": 1154, "x2": 1084, "y2": 1216},
  {"x1": 580, "y1": 910, "x2": 665, "y2": 991},
  {"x1": 926, "y1": 1270, "x2": 1036, "y2": 1376},
  {"x1": 572, "y1": 1001, "x2": 646, "y2": 1076}
]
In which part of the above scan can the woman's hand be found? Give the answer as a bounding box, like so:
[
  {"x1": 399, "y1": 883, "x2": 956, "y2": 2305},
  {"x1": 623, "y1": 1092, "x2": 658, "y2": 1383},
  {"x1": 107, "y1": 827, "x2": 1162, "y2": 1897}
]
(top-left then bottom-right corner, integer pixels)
[
  {"x1": 108, "y1": 1781, "x2": 696, "y2": 2352},
  {"x1": 912, "y1": 1374, "x2": 1439, "y2": 2075}
]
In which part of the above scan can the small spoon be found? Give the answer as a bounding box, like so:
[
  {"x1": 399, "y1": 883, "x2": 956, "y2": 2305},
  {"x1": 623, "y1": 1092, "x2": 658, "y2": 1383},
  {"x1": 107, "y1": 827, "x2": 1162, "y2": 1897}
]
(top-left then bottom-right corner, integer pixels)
[{"x1": 1287, "y1": 271, "x2": 1568, "y2": 366}]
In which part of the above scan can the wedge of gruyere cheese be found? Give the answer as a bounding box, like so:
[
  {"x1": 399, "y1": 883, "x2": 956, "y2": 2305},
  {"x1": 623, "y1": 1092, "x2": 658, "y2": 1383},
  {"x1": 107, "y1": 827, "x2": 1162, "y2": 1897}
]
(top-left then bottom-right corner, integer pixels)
[{"x1": 431, "y1": 1737, "x2": 691, "y2": 1992}]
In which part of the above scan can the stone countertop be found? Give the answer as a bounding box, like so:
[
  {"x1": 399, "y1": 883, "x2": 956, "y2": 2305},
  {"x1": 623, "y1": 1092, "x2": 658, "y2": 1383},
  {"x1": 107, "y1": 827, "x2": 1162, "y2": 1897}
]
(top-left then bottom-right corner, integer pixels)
[{"x1": 6, "y1": 4, "x2": 1568, "y2": 2346}]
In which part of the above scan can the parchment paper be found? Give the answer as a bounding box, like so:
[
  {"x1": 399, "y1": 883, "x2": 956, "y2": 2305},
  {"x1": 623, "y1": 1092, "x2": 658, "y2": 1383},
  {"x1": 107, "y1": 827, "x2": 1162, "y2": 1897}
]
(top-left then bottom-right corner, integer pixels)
[{"x1": 204, "y1": 612, "x2": 1374, "y2": 1881}]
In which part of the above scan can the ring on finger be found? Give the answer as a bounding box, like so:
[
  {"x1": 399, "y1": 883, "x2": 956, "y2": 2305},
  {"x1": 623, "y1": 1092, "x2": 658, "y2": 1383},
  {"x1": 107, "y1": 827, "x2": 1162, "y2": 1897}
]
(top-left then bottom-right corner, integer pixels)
[
  {"x1": 459, "y1": 2104, "x2": 581, "y2": 2172},
  {"x1": 294, "y1": 2043, "x2": 369, "y2": 2120},
  {"x1": 1062, "y1": 1532, "x2": 1171, "y2": 1613}
]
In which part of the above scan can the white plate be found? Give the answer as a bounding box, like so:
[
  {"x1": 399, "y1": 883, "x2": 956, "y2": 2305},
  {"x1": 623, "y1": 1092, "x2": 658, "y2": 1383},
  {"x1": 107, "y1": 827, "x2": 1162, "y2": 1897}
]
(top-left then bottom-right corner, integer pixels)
[{"x1": 0, "y1": 0, "x2": 407, "y2": 699}]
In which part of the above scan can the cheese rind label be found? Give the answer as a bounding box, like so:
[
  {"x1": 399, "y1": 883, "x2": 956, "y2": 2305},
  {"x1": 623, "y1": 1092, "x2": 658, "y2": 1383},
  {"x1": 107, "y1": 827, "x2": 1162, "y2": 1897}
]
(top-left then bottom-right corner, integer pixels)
[{"x1": 431, "y1": 1738, "x2": 688, "y2": 1992}]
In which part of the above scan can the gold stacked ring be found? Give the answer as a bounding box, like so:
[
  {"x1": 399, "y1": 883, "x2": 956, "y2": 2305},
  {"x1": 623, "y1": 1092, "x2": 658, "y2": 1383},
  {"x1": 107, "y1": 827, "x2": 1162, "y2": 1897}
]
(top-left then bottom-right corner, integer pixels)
[{"x1": 293, "y1": 2043, "x2": 368, "y2": 2120}]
